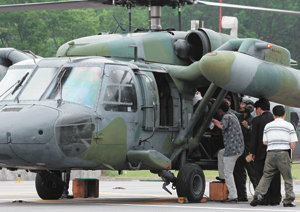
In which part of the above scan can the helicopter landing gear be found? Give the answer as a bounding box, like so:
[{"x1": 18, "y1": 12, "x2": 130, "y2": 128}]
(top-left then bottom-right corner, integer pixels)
[
  {"x1": 61, "y1": 170, "x2": 73, "y2": 199},
  {"x1": 156, "y1": 170, "x2": 176, "y2": 195},
  {"x1": 35, "y1": 171, "x2": 64, "y2": 200},
  {"x1": 176, "y1": 163, "x2": 205, "y2": 202}
]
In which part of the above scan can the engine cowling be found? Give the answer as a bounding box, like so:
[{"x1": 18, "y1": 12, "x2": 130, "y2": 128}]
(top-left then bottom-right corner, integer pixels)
[{"x1": 174, "y1": 29, "x2": 233, "y2": 64}]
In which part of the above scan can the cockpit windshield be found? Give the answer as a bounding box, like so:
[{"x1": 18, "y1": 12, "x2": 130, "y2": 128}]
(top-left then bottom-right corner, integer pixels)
[
  {"x1": 0, "y1": 66, "x2": 35, "y2": 101},
  {"x1": 46, "y1": 66, "x2": 102, "y2": 108},
  {"x1": 19, "y1": 67, "x2": 58, "y2": 101}
]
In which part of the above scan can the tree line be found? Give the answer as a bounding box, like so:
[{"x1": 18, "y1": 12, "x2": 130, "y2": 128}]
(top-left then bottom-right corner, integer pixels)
[{"x1": 0, "y1": 0, "x2": 299, "y2": 68}]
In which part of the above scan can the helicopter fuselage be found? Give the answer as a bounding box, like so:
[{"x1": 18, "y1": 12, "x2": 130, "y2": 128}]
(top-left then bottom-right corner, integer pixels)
[{"x1": 0, "y1": 56, "x2": 191, "y2": 171}]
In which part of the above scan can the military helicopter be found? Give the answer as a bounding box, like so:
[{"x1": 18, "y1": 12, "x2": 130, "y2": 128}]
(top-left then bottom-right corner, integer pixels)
[{"x1": 0, "y1": 0, "x2": 299, "y2": 202}]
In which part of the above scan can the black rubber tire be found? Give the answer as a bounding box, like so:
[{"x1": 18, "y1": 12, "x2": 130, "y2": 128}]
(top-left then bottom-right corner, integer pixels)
[
  {"x1": 176, "y1": 163, "x2": 206, "y2": 202},
  {"x1": 35, "y1": 171, "x2": 64, "y2": 200}
]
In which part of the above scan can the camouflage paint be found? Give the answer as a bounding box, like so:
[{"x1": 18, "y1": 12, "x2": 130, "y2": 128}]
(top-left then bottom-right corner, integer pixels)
[
  {"x1": 109, "y1": 38, "x2": 136, "y2": 58},
  {"x1": 164, "y1": 62, "x2": 208, "y2": 97},
  {"x1": 161, "y1": 133, "x2": 176, "y2": 153},
  {"x1": 134, "y1": 124, "x2": 143, "y2": 144},
  {"x1": 238, "y1": 39, "x2": 257, "y2": 53},
  {"x1": 265, "y1": 45, "x2": 291, "y2": 66},
  {"x1": 141, "y1": 32, "x2": 175, "y2": 63},
  {"x1": 79, "y1": 117, "x2": 127, "y2": 169},
  {"x1": 270, "y1": 65, "x2": 300, "y2": 104},
  {"x1": 127, "y1": 150, "x2": 171, "y2": 170},
  {"x1": 198, "y1": 50, "x2": 300, "y2": 107},
  {"x1": 57, "y1": 32, "x2": 183, "y2": 64},
  {"x1": 199, "y1": 51, "x2": 234, "y2": 86},
  {"x1": 57, "y1": 30, "x2": 233, "y2": 66},
  {"x1": 241, "y1": 63, "x2": 300, "y2": 106},
  {"x1": 203, "y1": 28, "x2": 233, "y2": 50},
  {"x1": 244, "y1": 63, "x2": 281, "y2": 97}
]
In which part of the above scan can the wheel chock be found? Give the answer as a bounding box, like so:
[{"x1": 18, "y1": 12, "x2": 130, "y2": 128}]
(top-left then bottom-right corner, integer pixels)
[
  {"x1": 178, "y1": 197, "x2": 188, "y2": 203},
  {"x1": 178, "y1": 197, "x2": 207, "y2": 203}
]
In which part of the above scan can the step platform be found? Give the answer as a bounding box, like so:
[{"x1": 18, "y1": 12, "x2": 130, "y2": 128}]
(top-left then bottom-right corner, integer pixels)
[
  {"x1": 209, "y1": 181, "x2": 228, "y2": 201},
  {"x1": 72, "y1": 178, "x2": 99, "y2": 198}
]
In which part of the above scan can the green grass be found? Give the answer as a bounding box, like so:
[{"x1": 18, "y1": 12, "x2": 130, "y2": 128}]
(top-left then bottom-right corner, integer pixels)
[
  {"x1": 102, "y1": 170, "x2": 219, "y2": 179},
  {"x1": 102, "y1": 163, "x2": 300, "y2": 180},
  {"x1": 291, "y1": 163, "x2": 300, "y2": 179}
]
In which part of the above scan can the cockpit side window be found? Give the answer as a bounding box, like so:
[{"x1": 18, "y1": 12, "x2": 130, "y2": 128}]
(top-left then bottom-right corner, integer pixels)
[
  {"x1": 46, "y1": 66, "x2": 102, "y2": 108},
  {"x1": 103, "y1": 68, "x2": 137, "y2": 112}
]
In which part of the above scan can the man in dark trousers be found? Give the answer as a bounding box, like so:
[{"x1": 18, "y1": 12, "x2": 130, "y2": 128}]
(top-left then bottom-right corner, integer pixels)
[
  {"x1": 234, "y1": 98, "x2": 258, "y2": 201},
  {"x1": 250, "y1": 105, "x2": 297, "y2": 207},
  {"x1": 249, "y1": 98, "x2": 281, "y2": 205}
]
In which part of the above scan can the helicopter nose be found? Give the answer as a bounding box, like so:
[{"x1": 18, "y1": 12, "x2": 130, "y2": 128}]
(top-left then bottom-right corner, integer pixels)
[
  {"x1": 0, "y1": 105, "x2": 58, "y2": 144},
  {"x1": 199, "y1": 51, "x2": 235, "y2": 87},
  {"x1": 55, "y1": 113, "x2": 95, "y2": 158},
  {"x1": 0, "y1": 105, "x2": 59, "y2": 166}
]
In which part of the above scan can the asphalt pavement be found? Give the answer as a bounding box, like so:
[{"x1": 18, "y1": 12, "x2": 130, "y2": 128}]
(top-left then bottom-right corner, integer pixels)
[{"x1": 0, "y1": 179, "x2": 299, "y2": 212}]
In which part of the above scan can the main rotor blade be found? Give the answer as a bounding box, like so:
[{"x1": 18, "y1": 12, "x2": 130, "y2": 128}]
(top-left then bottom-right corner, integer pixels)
[
  {"x1": 0, "y1": 0, "x2": 113, "y2": 12},
  {"x1": 195, "y1": 0, "x2": 300, "y2": 16}
]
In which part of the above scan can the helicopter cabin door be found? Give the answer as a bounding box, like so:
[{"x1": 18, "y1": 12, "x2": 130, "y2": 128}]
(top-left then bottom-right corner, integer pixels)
[
  {"x1": 136, "y1": 71, "x2": 180, "y2": 131},
  {"x1": 135, "y1": 72, "x2": 159, "y2": 131},
  {"x1": 95, "y1": 64, "x2": 139, "y2": 169}
]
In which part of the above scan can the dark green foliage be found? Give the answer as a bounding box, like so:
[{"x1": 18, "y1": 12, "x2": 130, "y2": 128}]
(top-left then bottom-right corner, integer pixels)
[{"x1": 0, "y1": 0, "x2": 298, "y2": 68}]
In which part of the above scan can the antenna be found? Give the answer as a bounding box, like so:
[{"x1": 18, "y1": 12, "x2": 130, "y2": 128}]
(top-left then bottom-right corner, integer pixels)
[
  {"x1": 127, "y1": 4, "x2": 132, "y2": 32},
  {"x1": 113, "y1": 15, "x2": 126, "y2": 33},
  {"x1": 178, "y1": 4, "x2": 182, "y2": 31}
]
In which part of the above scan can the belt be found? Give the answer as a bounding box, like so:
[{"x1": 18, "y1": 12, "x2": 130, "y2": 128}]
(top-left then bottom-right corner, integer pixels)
[{"x1": 267, "y1": 149, "x2": 289, "y2": 152}]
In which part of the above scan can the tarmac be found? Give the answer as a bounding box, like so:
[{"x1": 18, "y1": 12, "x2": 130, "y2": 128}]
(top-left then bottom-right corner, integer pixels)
[
  {"x1": 0, "y1": 169, "x2": 101, "y2": 181},
  {"x1": 0, "y1": 179, "x2": 299, "y2": 212}
]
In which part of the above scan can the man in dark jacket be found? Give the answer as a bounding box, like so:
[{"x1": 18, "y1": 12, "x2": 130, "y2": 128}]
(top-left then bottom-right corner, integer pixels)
[
  {"x1": 234, "y1": 98, "x2": 258, "y2": 201},
  {"x1": 249, "y1": 98, "x2": 281, "y2": 205}
]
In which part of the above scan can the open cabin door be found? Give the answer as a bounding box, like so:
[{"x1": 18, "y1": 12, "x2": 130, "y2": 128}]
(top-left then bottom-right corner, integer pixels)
[
  {"x1": 136, "y1": 72, "x2": 159, "y2": 131},
  {"x1": 136, "y1": 71, "x2": 181, "y2": 132}
]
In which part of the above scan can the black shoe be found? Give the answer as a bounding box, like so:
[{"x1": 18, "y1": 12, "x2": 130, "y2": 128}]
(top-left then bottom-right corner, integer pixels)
[
  {"x1": 222, "y1": 198, "x2": 238, "y2": 203},
  {"x1": 250, "y1": 199, "x2": 264, "y2": 206},
  {"x1": 283, "y1": 203, "x2": 296, "y2": 207},
  {"x1": 238, "y1": 197, "x2": 248, "y2": 202},
  {"x1": 270, "y1": 202, "x2": 280, "y2": 206},
  {"x1": 216, "y1": 177, "x2": 225, "y2": 183}
]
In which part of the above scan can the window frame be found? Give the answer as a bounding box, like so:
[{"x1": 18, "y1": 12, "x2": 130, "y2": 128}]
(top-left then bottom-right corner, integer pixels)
[
  {"x1": 44, "y1": 63, "x2": 104, "y2": 109},
  {"x1": 102, "y1": 64, "x2": 138, "y2": 113}
]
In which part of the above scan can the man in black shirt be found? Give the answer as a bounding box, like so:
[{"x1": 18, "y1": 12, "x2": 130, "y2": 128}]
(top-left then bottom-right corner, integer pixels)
[
  {"x1": 249, "y1": 98, "x2": 281, "y2": 205},
  {"x1": 234, "y1": 99, "x2": 258, "y2": 201}
]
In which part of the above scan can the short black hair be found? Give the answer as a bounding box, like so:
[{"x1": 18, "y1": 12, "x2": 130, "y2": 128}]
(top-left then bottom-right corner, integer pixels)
[
  {"x1": 219, "y1": 100, "x2": 229, "y2": 113},
  {"x1": 254, "y1": 98, "x2": 270, "y2": 111},
  {"x1": 273, "y1": 105, "x2": 285, "y2": 117}
]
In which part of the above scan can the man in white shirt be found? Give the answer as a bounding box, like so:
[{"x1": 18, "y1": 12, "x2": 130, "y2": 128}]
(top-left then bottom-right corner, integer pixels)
[{"x1": 250, "y1": 105, "x2": 298, "y2": 207}]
